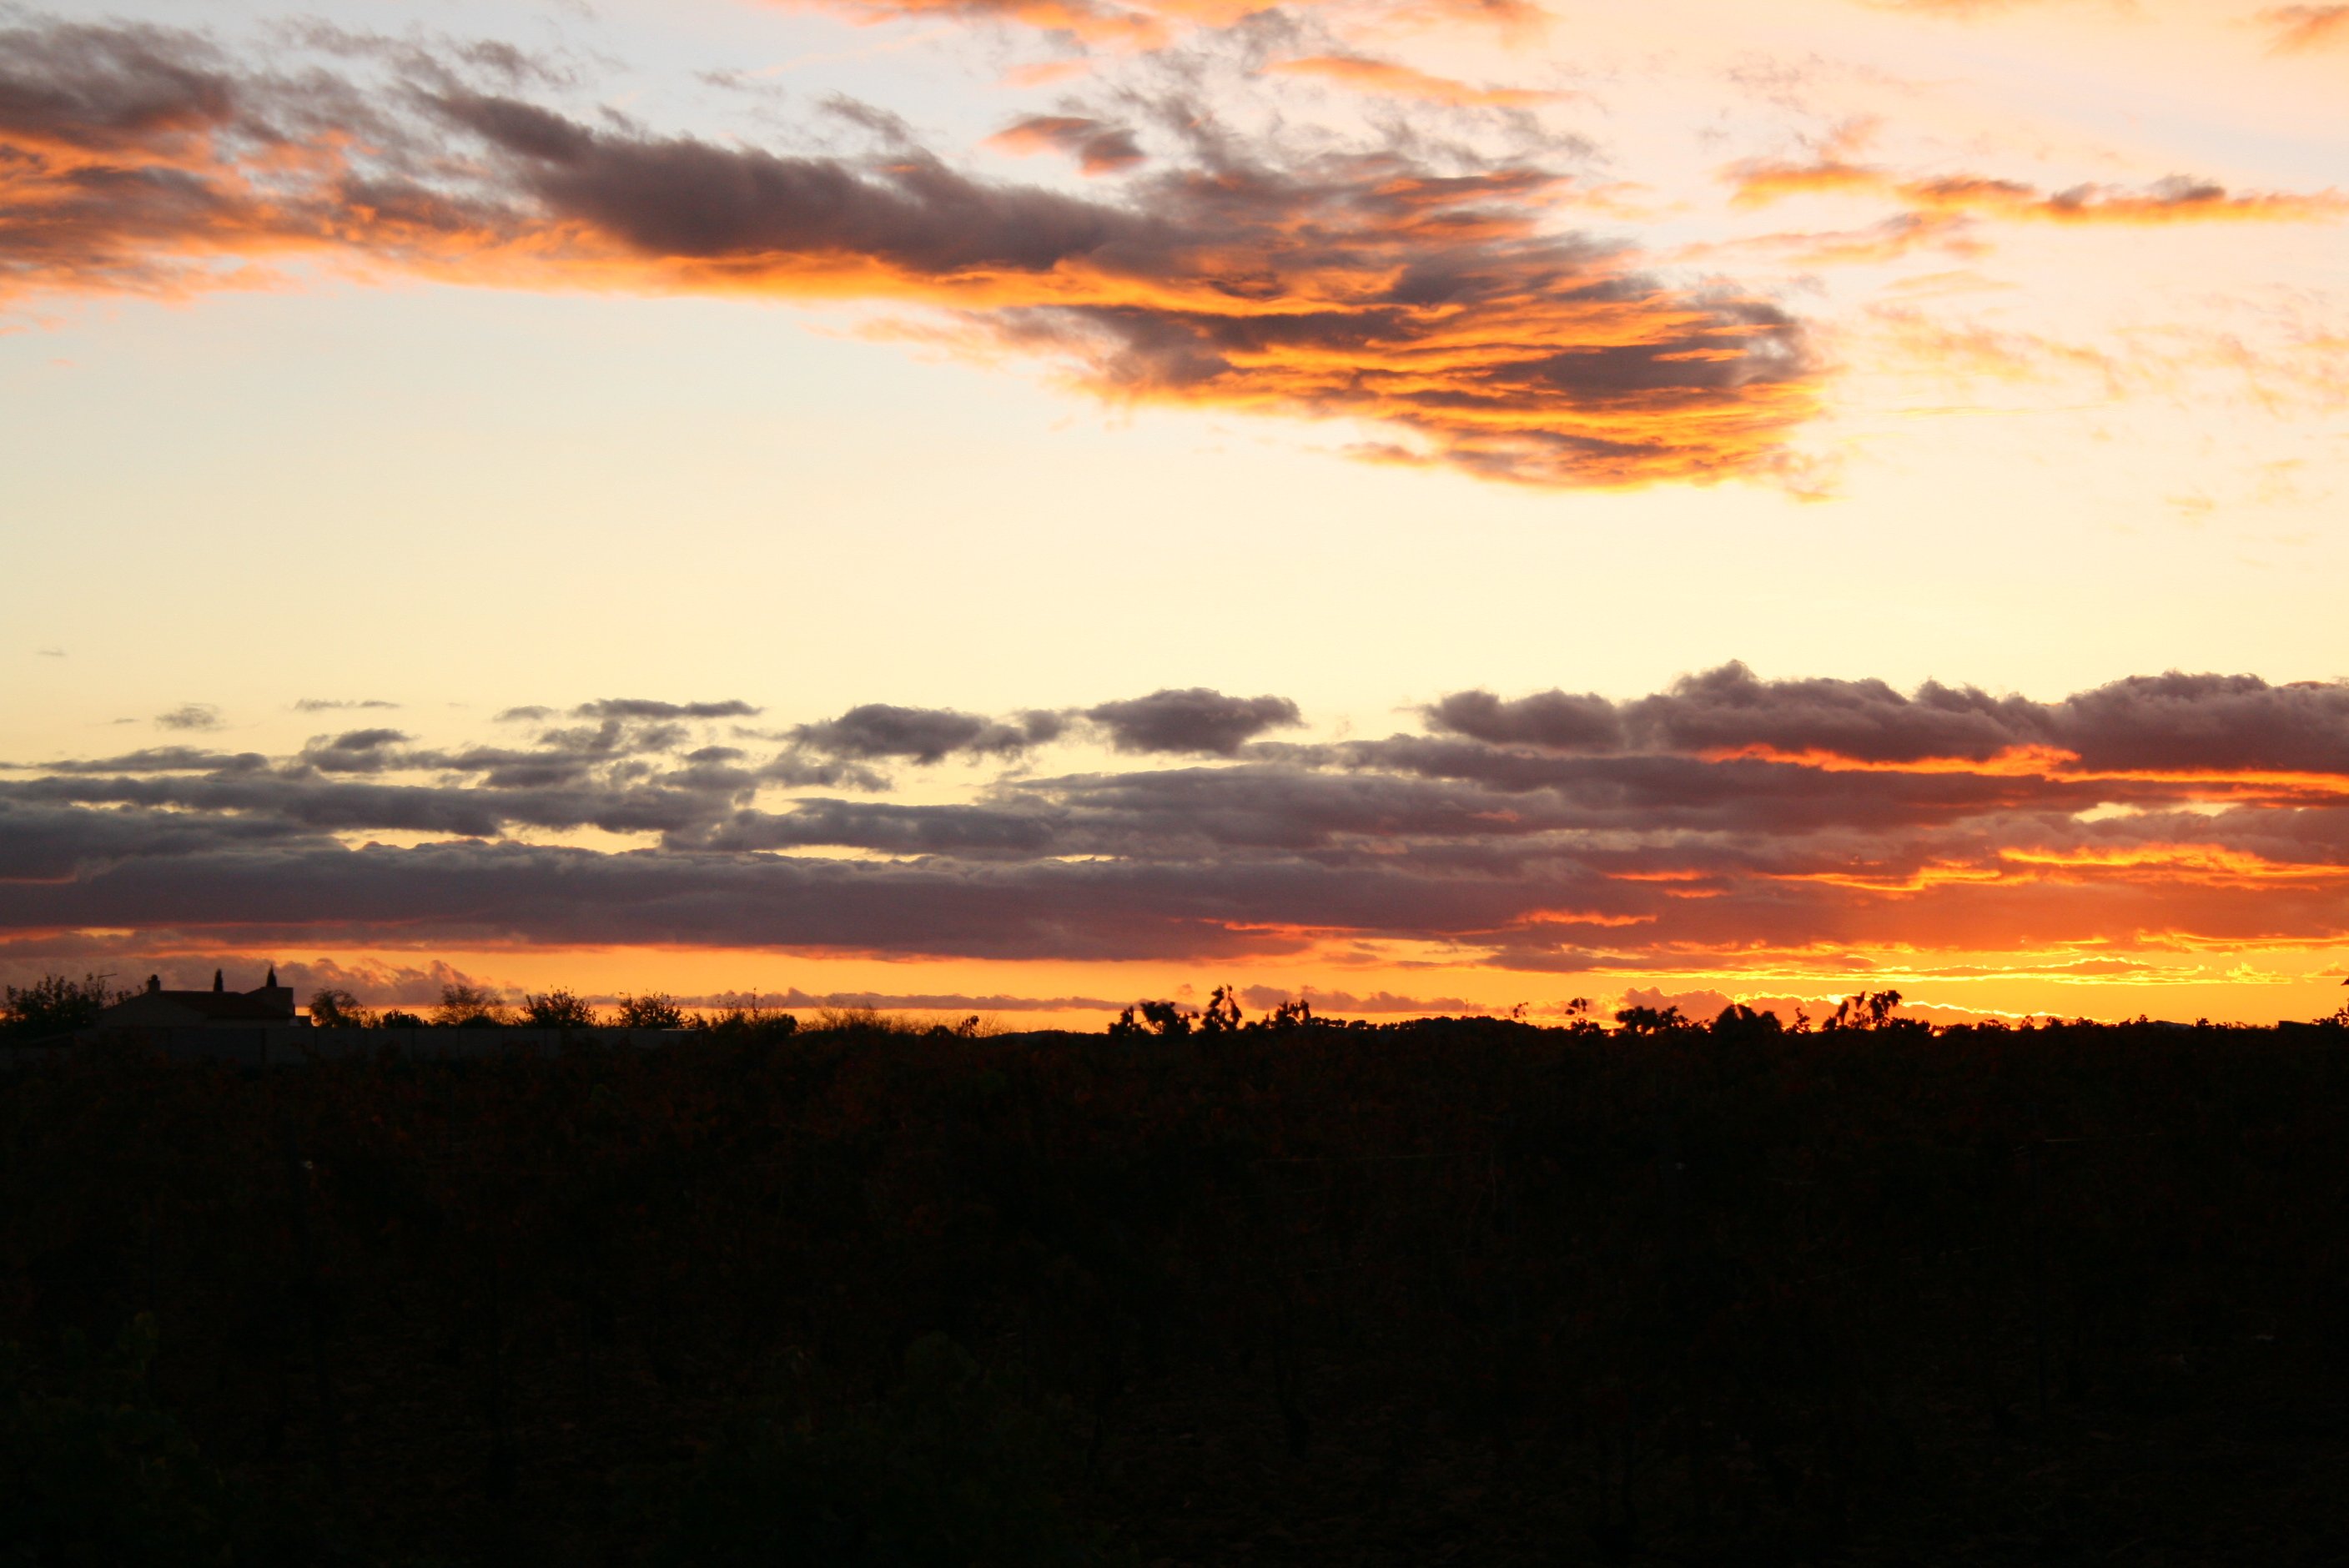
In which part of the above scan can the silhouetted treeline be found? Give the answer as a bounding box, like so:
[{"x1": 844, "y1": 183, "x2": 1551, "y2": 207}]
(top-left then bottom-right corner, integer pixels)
[{"x1": 8, "y1": 1014, "x2": 2349, "y2": 1563}]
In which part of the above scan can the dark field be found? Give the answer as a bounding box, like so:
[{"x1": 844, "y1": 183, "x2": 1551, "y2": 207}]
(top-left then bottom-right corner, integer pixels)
[{"x1": 8, "y1": 1018, "x2": 2349, "y2": 1565}]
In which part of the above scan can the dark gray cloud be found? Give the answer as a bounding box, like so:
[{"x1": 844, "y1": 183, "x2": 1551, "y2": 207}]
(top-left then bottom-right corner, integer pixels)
[
  {"x1": 570, "y1": 698, "x2": 761, "y2": 721},
  {"x1": 430, "y1": 85, "x2": 1138, "y2": 274},
  {"x1": 783, "y1": 704, "x2": 1059, "y2": 770},
  {"x1": 1627, "y1": 663, "x2": 2050, "y2": 763},
  {"x1": 1422, "y1": 663, "x2": 2349, "y2": 775},
  {"x1": 1426, "y1": 687, "x2": 1622, "y2": 750},
  {"x1": 1086, "y1": 688, "x2": 1301, "y2": 755},
  {"x1": 154, "y1": 703, "x2": 222, "y2": 731},
  {"x1": 7, "y1": 669, "x2": 2349, "y2": 978},
  {"x1": 791, "y1": 704, "x2": 1008, "y2": 764},
  {"x1": 2049, "y1": 672, "x2": 2349, "y2": 775},
  {"x1": 0, "y1": 20, "x2": 238, "y2": 156},
  {"x1": 309, "y1": 727, "x2": 410, "y2": 754},
  {"x1": 14, "y1": 746, "x2": 270, "y2": 776},
  {"x1": 697, "y1": 799, "x2": 1060, "y2": 856},
  {"x1": 0, "y1": 799, "x2": 325, "y2": 881},
  {"x1": 294, "y1": 697, "x2": 398, "y2": 711}
]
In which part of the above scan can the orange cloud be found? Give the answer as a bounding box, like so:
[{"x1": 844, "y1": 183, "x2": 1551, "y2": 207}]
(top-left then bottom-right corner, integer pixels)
[
  {"x1": 1703, "y1": 743, "x2": 2349, "y2": 803},
  {"x1": 1767, "y1": 845, "x2": 2349, "y2": 897},
  {"x1": 1724, "y1": 157, "x2": 2346, "y2": 229},
  {"x1": 985, "y1": 115, "x2": 1145, "y2": 173},
  {"x1": 1997, "y1": 845, "x2": 2349, "y2": 885},
  {"x1": 1726, "y1": 158, "x2": 1887, "y2": 207},
  {"x1": 0, "y1": 23, "x2": 1817, "y2": 490},
  {"x1": 1261, "y1": 54, "x2": 1557, "y2": 108},
  {"x1": 2261, "y1": 4, "x2": 2349, "y2": 53}
]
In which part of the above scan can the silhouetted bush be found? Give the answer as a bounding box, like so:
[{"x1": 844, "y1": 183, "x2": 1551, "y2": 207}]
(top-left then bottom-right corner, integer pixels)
[
  {"x1": 520, "y1": 988, "x2": 598, "y2": 1028},
  {"x1": 615, "y1": 992, "x2": 687, "y2": 1029},
  {"x1": 3, "y1": 972, "x2": 122, "y2": 1040},
  {"x1": 431, "y1": 983, "x2": 510, "y2": 1028},
  {"x1": 307, "y1": 987, "x2": 375, "y2": 1028}
]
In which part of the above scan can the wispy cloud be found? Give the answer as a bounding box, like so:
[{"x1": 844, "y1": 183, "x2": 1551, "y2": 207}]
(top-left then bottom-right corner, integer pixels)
[
  {"x1": 154, "y1": 704, "x2": 223, "y2": 731},
  {"x1": 1260, "y1": 53, "x2": 1557, "y2": 109},
  {"x1": 1725, "y1": 158, "x2": 2346, "y2": 228}
]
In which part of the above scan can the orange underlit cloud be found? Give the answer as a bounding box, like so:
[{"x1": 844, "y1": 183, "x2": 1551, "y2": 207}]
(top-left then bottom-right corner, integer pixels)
[
  {"x1": 0, "y1": 22, "x2": 1818, "y2": 490},
  {"x1": 1725, "y1": 158, "x2": 2346, "y2": 229},
  {"x1": 1703, "y1": 744, "x2": 2349, "y2": 803},
  {"x1": 1261, "y1": 54, "x2": 1557, "y2": 108},
  {"x1": 2261, "y1": 4, "x2": 2349, "y2": 53}
]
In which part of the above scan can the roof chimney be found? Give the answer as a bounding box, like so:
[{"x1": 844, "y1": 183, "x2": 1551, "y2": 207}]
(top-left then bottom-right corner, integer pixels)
[
  {"x1": 213, "y1": 969, "x2": 224, "y2": 993},
  {"x1": 148, "y1": 975, "x2": 161, "y2": 993},
  {"x1": 266, "y1": 966, "x2": 279, "y2": 988}
]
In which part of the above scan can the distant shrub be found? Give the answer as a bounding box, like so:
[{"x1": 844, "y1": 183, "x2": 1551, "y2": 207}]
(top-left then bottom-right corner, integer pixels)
[
  {"x1": 807, "y1": 1007, "x2": 925, "y2": 1035},
  {"x1": 695, "y1": 1003, "x2": 799, "y2": 1045}
]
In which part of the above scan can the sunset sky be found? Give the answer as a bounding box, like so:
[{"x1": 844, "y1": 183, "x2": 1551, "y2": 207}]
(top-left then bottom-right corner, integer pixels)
[{"x1": 4, "y1": 0, "x2": 2346, "y2": 1026}]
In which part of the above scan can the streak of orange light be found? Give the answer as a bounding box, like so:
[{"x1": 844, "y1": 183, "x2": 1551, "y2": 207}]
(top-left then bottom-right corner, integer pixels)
[{"x1": 1700, "y1": 743, "x2": 2349, "y2": 799}]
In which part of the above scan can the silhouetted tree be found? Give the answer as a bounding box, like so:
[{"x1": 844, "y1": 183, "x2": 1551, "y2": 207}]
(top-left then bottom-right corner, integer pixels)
[
  {"x1": 520, "y1": 988, "x2": 598, "y2": 1028},
  {"x1": 1557, "y1": 996, "x2": 1605, "y2": 1037},
  {"x1": 433, "y1": 983, "x2": 511, "y2": 1028},
  {"x1": 379, "y1": 1009, "x2": 426, "y2": 1028},
  {"x1": 616, "y1": 993, "x2": 687, "y2": 1029},
  {"x1": 1822, "y1": 989, "x2": 1924, "y2": 1033},
  {"x1": 1612, "y1": 1004, "x2": 1686, "y2": 1035},
  {"x1": 306, "y1": 988, "x2": 374, "y2": 1028},
  {"x1": 1711, "y1": 1003, "x2": 1785, "y2": 1038},
  {"x1": 2, "y1": 973, "x2": 122, "y2": 1039},
  {"x1": 1256, "y1": 998, "x2": 1315, "y2": 1031},
  {"x1": 1134, "y1": 1001, "x2": 1193, "y2": 1038},
  {"x1": 1199, "y1": 986, "x2": 1243, "y2": 1034}
]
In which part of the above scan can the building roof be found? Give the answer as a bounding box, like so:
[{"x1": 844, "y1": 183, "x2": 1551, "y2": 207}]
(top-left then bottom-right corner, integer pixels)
[{"x1": 94, "y1": 969, "x2": 300, "y2": 1028}]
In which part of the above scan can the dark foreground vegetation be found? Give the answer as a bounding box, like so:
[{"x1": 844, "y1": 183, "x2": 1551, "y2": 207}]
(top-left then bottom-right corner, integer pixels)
[{"x1": 8, "y1": 1007, "x2": 2349, "y2": 1564}]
